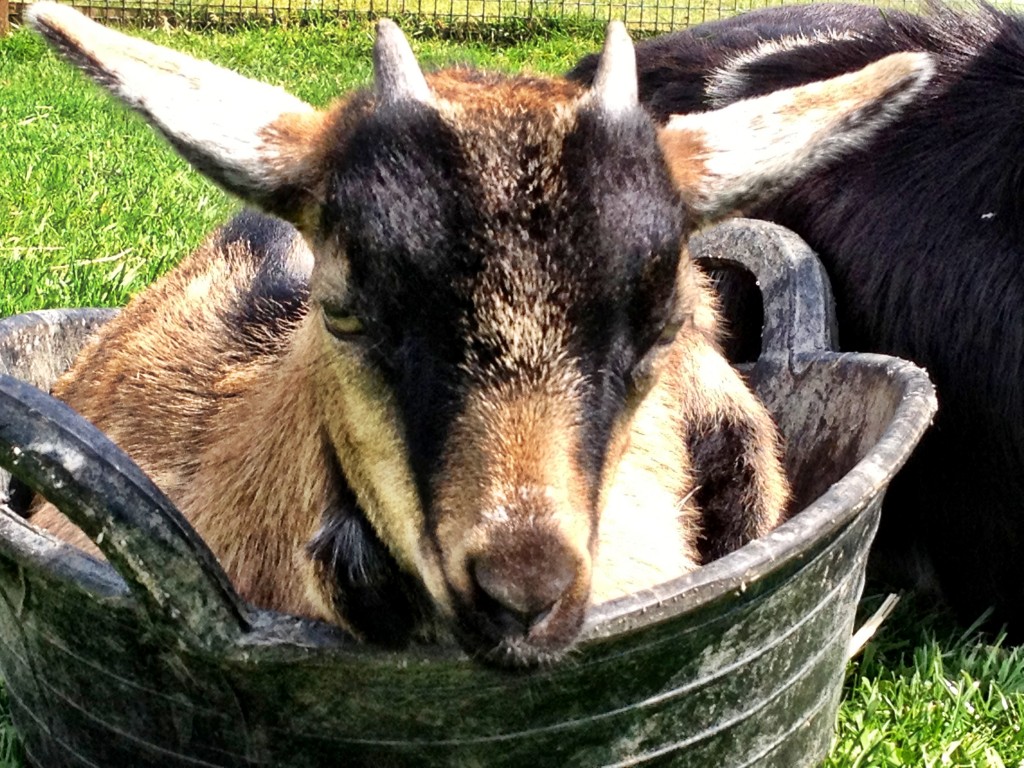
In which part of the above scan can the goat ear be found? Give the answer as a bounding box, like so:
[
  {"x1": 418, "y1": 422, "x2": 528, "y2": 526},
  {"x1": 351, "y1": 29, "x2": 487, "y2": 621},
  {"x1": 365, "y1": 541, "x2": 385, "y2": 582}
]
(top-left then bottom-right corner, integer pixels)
[
  {"x1": 27, "y1": 2, "x2": 327, "y2": 226},
  {"x1": 658, "y1": 52, "x2": 935, "y2": 221}
]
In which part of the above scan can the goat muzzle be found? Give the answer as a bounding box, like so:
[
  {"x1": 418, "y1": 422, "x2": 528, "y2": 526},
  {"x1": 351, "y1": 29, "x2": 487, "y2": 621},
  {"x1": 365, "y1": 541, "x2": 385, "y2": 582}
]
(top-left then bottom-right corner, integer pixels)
[{"x1": 454, "y1": 515, "x2": 592, "y2": 666}]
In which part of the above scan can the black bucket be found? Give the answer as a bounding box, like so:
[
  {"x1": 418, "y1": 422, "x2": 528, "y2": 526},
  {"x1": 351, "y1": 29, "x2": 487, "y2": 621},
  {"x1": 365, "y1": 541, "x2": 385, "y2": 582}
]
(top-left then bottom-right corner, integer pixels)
[{"x1": 0, "y1": 220, "x2": 936, "y2": 767}]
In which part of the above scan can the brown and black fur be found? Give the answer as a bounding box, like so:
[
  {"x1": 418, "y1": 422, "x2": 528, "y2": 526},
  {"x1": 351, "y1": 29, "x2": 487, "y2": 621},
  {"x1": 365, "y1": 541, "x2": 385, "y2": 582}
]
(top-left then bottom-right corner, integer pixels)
[{"x1": 26, "y1": 3, "x2": 934, "y2": 666}]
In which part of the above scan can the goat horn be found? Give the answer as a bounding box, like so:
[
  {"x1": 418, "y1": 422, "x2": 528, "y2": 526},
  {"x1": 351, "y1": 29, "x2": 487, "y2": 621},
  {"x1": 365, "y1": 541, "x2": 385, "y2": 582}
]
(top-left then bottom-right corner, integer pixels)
[
  {"x1": 591, "y1": 21, "x2": 638, "y2": 114},
  {"x1": 374, "y1": 19, "x2": 433, "y2": 107}
]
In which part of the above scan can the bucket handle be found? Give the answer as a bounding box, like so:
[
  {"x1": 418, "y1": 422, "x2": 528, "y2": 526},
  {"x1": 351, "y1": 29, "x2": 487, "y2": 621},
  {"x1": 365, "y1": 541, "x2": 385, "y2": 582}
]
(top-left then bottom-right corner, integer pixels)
[
  {"x1": 0, "y1": 374, "x2": 250, "y2": 650},
  {"x1": 692, "y1": 218, "x2": 838, "y2": 358}
]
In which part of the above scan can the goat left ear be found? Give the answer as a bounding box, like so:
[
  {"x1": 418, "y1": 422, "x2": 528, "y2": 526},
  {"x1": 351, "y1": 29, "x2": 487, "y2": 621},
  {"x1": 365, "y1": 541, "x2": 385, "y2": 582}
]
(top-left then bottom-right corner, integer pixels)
[
  {"x1": 659, "y1": 51, "x2": 935, "y2": 221},
  {"x1": 28, "y1": 1, "x2": 327, "y2": 227}
]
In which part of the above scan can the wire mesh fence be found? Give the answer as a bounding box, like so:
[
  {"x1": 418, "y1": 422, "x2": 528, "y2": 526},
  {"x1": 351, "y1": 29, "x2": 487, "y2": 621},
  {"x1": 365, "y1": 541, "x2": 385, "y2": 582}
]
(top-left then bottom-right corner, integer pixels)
[{"x1": 2, "y1": 0, "x2": 933, "y2": 36}]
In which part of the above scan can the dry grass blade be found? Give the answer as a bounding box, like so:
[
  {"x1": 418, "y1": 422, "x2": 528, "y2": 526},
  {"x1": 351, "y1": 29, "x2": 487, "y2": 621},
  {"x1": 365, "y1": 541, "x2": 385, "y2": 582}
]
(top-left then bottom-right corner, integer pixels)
[{"x1": 847, "y1": 592, "x2": 900, "y2": 661}]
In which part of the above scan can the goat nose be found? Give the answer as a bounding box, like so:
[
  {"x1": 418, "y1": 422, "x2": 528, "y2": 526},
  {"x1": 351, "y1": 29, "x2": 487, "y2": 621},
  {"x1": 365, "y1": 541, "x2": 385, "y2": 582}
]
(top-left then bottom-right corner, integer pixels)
[{"x1": 471, "y1": 541, "x2": 577, "y2": 630}]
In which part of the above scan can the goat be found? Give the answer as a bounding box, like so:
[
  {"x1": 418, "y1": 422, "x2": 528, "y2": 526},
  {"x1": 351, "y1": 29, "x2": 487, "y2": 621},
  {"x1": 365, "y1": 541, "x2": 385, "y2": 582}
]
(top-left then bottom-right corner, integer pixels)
[
  {"x1": 26, "y1": 2, "x2": 933, "y2": 666},
  {"x1": 571, "y1": 2, "x2": 1024, "y2": 636}
]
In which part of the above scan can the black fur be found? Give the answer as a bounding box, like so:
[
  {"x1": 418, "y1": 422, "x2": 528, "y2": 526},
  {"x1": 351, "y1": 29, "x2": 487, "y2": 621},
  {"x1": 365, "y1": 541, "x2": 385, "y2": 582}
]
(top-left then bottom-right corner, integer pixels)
[
  {"x1": 203, "y1": 211, "x2": 439, "y2": 646},
  {"x1": 687, "y1": 414, "x2": 771, "y2": 562},
  {"x1": 215, "y1": 210, "x2": 312, "y2": 355},
  {"x1": 325, "y1": 99, "x2": 486, "y2": 499},
  {"x1": 571, "y1": 3, "x2": 1024, "y2": 635},
  {"x1": 307, "y1": 447, "x2": 432, "y2": 647}
]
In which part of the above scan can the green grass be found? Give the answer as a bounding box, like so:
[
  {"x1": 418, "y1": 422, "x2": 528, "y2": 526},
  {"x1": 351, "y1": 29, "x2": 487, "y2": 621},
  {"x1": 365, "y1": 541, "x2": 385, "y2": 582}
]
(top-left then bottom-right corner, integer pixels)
[
  {"x1": 828, "y1": 595, "x2": 1024, "y2": 767},
  {"x1": 3, "y1": 18, "x2": 1024, "y2": 768}
]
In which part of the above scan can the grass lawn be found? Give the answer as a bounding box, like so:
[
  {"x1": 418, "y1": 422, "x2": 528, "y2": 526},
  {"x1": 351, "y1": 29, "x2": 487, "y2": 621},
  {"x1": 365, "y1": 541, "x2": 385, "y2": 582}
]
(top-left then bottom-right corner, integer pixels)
[{"x1": 2, "y1": 17, "x2": 1024, "y2": 768}]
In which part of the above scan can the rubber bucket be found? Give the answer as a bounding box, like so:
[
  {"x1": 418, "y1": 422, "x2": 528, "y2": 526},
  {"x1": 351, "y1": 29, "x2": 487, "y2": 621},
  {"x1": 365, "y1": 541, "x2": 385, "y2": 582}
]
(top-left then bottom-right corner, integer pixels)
[{"x1": 0, "y1": 220, "x2": 936, "y2": 767}]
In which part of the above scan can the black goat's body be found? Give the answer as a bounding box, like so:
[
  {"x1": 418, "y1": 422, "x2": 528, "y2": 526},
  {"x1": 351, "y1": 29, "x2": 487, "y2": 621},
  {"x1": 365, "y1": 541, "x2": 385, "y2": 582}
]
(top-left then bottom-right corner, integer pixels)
[{"x1": 570, "y1": 3, "x2": 1024, "y2": 632}]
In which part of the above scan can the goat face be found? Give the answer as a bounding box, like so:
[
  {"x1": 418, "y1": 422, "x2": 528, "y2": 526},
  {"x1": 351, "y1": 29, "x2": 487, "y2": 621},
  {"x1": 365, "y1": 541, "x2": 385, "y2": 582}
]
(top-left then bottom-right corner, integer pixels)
[
  {"x1": 309, "y1": 64, "x2": 691, "y2": 662},
  {"x1": 29, "y1": 3, "x2": 934, "y2": 665}
]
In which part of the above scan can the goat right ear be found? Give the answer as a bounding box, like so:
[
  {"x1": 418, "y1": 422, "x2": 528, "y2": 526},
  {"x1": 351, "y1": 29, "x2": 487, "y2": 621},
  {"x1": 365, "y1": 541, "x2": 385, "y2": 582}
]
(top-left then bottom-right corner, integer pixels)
[
  {"x1": 28, "y1": 2, "x2": 328, "y2": 227},
  {"x1": 658, "y1": 52, "x2": 935, "y2": 222}
]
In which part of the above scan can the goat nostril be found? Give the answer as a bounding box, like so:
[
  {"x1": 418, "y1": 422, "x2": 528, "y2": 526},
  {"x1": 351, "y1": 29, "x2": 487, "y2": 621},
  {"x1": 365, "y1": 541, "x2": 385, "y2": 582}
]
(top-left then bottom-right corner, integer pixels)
[{"x1": 471, "y1": 548, "x2": 576, "y2": 631}]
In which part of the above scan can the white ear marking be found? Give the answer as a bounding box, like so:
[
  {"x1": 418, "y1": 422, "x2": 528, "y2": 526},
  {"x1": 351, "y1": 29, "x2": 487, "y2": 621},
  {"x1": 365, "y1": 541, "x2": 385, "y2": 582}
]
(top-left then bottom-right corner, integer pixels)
[
  {"x1": 660, "y1": 51, "x2": 935, "y2": 220},
  {"x1": 373, "y1": 19, "x2": 433, "y2": 107},
  {"x1": 590, "y1": 20, "x2": 639, "y2": 115},
  {"x1": 706, "y1": 30, "x2": 865, "y2": 107}
]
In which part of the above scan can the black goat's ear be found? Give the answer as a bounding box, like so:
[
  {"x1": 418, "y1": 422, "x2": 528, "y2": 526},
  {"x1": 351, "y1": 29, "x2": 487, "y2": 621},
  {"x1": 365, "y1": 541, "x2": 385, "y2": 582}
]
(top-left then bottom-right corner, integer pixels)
[
  {"x1": 28, "y1": 1, "x2": 328, "y2": 228},
  {"x1": 658, "y1": 51, "x2": 935, "y2": 222}
]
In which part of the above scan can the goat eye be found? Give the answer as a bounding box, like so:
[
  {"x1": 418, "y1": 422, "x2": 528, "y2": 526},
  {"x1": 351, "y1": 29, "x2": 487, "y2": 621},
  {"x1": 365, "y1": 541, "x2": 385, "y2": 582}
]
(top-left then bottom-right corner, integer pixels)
[
  {"x1": 322, "y1": 305, "x2": 366, "y2": 340},
  {"x1": 626, "y1": 352, "x2": 660, "y2": 397},
  {"x1": 628, "y1": 316, "x2": 685, "y2": 392},
  {"x1": 657, "y1": 318, "x2": 684, "y2": 346}
]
